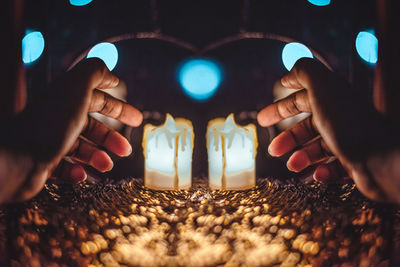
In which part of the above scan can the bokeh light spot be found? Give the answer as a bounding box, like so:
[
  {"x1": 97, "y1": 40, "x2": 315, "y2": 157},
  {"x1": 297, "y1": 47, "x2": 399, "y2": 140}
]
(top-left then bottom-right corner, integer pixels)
[
  {"x1": 69, "y1": 0, "x2": 93, "y2": 6},
  {"x1": 87, "y1": 42, "x2": 119, "y2": 71},
  {"x1": 307, "y1": 0, "x2": 331, "y2": 6},
  {"x1": 22, "y1": 31, "x2": 45, "y2": 64},
  {"x1": 282, "y1": 42, "x2": 313, "y2": 71},
  {"x1": 355, "y1": 31, "x2": 378, "y2": 64},
  {"x1": 178, "y1": 59, "x2": 222, "y2": 101}
]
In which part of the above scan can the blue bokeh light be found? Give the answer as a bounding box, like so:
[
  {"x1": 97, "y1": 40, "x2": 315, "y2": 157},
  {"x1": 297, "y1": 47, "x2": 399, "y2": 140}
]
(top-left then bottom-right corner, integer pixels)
[
  {"x1": 22, "y1": 31, "x2": 45, "y2": 64},
  {"x1": 307, "y1": 0, "x2": 331, "y2": 6},
  {"x1": 355, "y1": 31, "x2": 378, "y2": 64},
  {"x1": 178, "y1": 59, "x2": 222, "y2": 101},
  {"x1": 282, "y1": 42, "x2": 313, "y2": 71},
  {"x1": 69, "y1": 0, "x2": 93, "y2": 6},
  {"x1": 87, "y1": 42, "x2": 119, "y2": 71}
]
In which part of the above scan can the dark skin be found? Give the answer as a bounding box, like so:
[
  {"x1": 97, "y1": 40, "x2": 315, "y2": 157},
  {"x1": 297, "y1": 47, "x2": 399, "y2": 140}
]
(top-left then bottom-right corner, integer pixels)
[
  {"x1": 258, "y1": 58, "x2": 400, "y2": 203},
  {"x1": 0, "y1": 58, "x2": 143, "y2": 203},
  {"x1": 256, "y1": 1, "x2": 400, "y2": 205}
]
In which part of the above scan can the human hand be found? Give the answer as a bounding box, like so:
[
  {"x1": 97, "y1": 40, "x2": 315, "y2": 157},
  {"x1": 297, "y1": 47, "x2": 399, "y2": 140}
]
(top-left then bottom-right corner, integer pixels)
[
  {"x1": 257, "y1": 58, "x2": 387, "y2": 200},
  {"x1": 3, "y1": 58, "x2": 142, "y2": 201}
]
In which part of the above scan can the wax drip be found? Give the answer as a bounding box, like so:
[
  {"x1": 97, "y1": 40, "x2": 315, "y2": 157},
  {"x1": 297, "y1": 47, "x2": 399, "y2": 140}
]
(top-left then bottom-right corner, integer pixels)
[
  {"x1": 221, "y1": 135, "x2": 226, "y2": 190},
  {"x1": 181, "y1": 128, "x2": 187, "y2": 152},
  {"x1": 173, "y1": 135, "x2": 179, "y2": 190}
]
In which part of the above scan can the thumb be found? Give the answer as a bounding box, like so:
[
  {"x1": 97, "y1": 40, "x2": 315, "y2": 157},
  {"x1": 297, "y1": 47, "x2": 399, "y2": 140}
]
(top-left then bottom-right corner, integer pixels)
[
  {"x1": 281, "y1": 58, "x2": 327, "y2": 91},
  {"x1": 69, "y1": 58, "x2": 119, "y2": 91}
]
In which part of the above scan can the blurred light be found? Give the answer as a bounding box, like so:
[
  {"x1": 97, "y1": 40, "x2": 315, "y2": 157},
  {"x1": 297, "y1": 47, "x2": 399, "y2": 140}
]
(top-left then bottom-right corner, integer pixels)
[
  {"x1": 307, "y1": 0, "x2": 331, "y2": 6},
  {"x1": 69, "y1": 0, "x2": 93, "y2": 6},
  {"x1": 87, "y1": 42, "x2": 118, "y2": 71},
  {"x1": 22, "y1": 31, "x2": 45, "y2": 64},
  {"x1": 282, "y1": 42, "x2": 313, "y2": 71},
  {"x1": 178, "y1": 59, "x2": 222, "y2": 101},
  {"x1": 355, "y1": 31, "x2": 378, "y2": 64}
]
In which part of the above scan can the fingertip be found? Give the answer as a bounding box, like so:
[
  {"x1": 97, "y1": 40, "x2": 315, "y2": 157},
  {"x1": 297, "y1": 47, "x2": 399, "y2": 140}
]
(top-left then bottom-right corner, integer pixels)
[
  {"x1": 110, "y1": 75, "x2": 119, "y2": 88},
  {"x1": 268, "y1": 140, "x2": 284, "y2": 157},
  {"x1": 281, "y1": 75, "x2": 289, "y2": 88},
  {"x1": 257, "y1": 111, "x2": 267, "y2": 127},
  {"x1": 117, "y1": 138, "x2": 133, "y2": 157},
  {"x1": 268, "y1": 144, "x2": 279, "y2": 157},
  {"x1": 267, "y1": 142, "x2": 278, "y2": 157},
  {"x1": 287, "y1": 150, "x2": 309, "y2": 172},
  {"x1": 134, "y1": 110, "x2": 143, "y2": 126},
  {"x1": 125, "y1": 106, "x2": 143, "y2": 127},
  {"x1": 257, "y1": 107, "x2": 274, "y2": 127},
  {"x1": 313, "y1": 165, "x2": 331, "y2": 183},
  {"x1": 70, "y1": 165, "x2": 87, "y2": 182},
  {"x1": 268, "y1": 132, "x2": 296, "y2": 157},
  {"x1": 104, "y1": 132, "x2": 132, "y2": 157},
  {"x1": 91, "y1": 150, "x2": 114, "y2": 172}
]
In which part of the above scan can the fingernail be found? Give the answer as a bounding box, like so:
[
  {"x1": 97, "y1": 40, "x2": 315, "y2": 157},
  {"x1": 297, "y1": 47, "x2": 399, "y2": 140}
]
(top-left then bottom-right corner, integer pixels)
[
  {"x1": 287, "y1": 160, "x2": 306, "y2": 172},
  {"x1": 120, "y1": 139, "x2": 133, "y2": 157},
  {"x1": 257, "y1": 112, "x2": 264, "y2": 126},
  {"x1": 92, "y1": 151, "x2": 114, "y2": 172},
  {"x1": 126, "y1": 145, "x2": 133, "y2": 156},
  {"x1": 268, "y1": 145, "x2": 276, "y2": 157},
  {"x1": 314, "y1": 166, "x2": 330, "y2": 182},
  {"x1": 71, "y1": 167, "x2": 87, "y2": 182},
  {"x1": 287, "y1": 151, "x2": 309, "y2": 172},
  {"x1": 112, "y1": 76, "x2": 119, "y2": 87}
]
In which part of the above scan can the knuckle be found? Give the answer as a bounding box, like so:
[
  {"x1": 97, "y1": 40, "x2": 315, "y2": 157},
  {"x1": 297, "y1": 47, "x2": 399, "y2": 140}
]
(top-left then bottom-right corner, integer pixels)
[
  {"x1": 78, "y1": 58, "x2": 108, "y2": 86},
  {"x1": 283, "y1": 94, "x2": 301, "y2": 116},
  {"x1": 287, "y1": 129, "x2": 300, "y2": 146},
  {"x1": 293, "y1": 57, "x2": 315, "y2": 71},
  {"x1": 292, "y1": 58, "x2": 317, "y2": 82},
  {"x1": 100, "y1": 95, "x2": 116, "y2": 115},
  {"x1": 84, "y1": 57, "x2": 107, "y2": 71}
]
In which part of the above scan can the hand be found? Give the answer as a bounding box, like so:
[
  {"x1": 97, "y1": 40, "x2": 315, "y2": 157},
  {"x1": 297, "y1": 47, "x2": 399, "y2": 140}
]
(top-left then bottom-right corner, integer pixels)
[
  {"x1": 2, "y1": 58, "x2": 142, "y2": 201},
  {"x1": 257, "y1": 58, "x2": 387, "y2": 201}
]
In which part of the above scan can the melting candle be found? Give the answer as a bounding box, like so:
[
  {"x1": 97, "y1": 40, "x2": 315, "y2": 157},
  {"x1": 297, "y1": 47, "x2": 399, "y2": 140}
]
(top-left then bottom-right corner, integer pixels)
[
  {"x1": 207, "y1": 114, "x2": 258, "y2": 190},
  {"x1": 142, "y1": 114, "x2": 194, "y2": 190}
]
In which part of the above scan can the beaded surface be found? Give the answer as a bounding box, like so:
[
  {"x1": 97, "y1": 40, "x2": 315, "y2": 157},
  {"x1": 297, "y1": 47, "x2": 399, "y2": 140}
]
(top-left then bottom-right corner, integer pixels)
[{"x1": 1, "y1": 178, "x2": 398, "y2": 266}]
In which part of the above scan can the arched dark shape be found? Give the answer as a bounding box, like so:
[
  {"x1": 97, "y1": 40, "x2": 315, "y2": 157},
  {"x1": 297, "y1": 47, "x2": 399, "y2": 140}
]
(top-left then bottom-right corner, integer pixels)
[{"x1": 68, "y1": 31, "x2": 333, "y2": 71}]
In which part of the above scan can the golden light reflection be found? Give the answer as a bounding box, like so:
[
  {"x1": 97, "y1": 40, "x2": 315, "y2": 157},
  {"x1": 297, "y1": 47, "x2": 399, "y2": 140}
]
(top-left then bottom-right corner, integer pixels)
[{"x1": 8, "y1": 180, "x2": 388, "y2": 267}]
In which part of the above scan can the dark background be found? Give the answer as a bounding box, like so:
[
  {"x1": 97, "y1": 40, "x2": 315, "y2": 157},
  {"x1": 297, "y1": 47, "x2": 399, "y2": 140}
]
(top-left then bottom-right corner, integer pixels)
[{"x1": 22, "y1": 0, "x2": 377, "y2": 180}]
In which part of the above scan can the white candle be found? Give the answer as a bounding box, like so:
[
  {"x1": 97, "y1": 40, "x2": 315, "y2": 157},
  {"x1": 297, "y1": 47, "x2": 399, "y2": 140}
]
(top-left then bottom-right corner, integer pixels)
[
  {"x1": 142, "y1": 114, "x2": 194, "y2": 190},
  {"x1": 207, "y1": 114, "x2": 258, "y2": 190}
]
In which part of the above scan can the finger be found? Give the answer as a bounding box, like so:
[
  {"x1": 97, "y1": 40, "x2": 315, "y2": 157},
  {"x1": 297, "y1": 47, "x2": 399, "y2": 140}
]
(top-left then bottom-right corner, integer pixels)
[
  {"x1": 54, "y1": 160, "x2": 87, "y2": 183},
  {"x1": 268, "y1": 116, "x2": 317, "y2": 157},
  {"x1": 69, "y1": 138, "x2": 114, "y2": 173},
  {"x1": 281, "y1": 57, "x2": 327, "y2": 90},
  {"x1": 313, "y1": 159, "x2": 347, "y2": 183},
  {"x1": 82, "y1": 116, "x2": 132, "y2": 157},
  {"x1": 280, "y1": 58, "x2": 344, "y2": 107},
  {"x1": 89, "y1": 89, "x2": 143, "y2": 127},
  {"x1": 257, "y1": 90, "x2": 311, "y2": 127},
  {"x1": 69, "y1": 58, "x2": 120, "y2": 90},
  {"x1": 286, "y1": 138, "x2": 331, "y2": 172}
]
